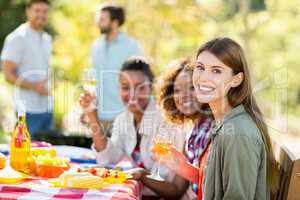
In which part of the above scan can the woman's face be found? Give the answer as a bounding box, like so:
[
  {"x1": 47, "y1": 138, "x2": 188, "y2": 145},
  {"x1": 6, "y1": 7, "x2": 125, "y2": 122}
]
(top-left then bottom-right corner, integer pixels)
[
  {"x1": 119, "y1": 71, "x2": 152, "y2": 113},
  {"x1": 173, "y1": 70, "x2": 200, "y2": 116},
  {"x1": 193, "y1": 51, "x2": 242, "y2": 104}
]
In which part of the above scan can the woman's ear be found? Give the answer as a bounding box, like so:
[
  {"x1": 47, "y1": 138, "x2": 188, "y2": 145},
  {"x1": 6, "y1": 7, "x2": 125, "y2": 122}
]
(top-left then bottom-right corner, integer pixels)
[{"x1": 231, "y1": 72, "x2": 244, "y2": 88}]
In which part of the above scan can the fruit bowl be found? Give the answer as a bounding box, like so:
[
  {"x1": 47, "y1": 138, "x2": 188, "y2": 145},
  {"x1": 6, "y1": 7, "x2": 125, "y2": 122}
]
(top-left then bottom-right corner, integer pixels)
[
  {"x1": 32, "y1": 153, "x2": 70, "y2": 178},
  {"x1": 35, "y1": 163, "x2": 70, "y2": 178}
]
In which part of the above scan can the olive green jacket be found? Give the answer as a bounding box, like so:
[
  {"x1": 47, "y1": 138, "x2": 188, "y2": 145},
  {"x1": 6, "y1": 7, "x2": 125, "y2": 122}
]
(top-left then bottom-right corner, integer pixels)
[{"x1": 203, "y1": 105, "x2": 269, "y2": 200}]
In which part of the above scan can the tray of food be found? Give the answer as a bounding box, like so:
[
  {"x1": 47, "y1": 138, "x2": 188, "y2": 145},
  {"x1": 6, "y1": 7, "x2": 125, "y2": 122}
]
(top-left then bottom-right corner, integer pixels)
[{"x1": 47, "y1": 167, "x2": 132, "y2": 189}]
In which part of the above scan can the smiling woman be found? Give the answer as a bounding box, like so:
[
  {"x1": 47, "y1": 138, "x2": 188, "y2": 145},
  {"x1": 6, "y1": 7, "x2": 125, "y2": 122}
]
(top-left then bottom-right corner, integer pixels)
[
  {"x1": 193, "y1": 37, "x2": 278, "y2": 199},
  {"x1": 193, "y1": 51, "x2": 243, "y2": 110},
  {"x1": 79, "y1": 56, "x2": 186, "y2": 198},
  {"x1": 119, "y1": 57, "x2": 154, "y2": 114},
  {"x1": 157, "y1": 58, "x2": 203, "y2": 125}
]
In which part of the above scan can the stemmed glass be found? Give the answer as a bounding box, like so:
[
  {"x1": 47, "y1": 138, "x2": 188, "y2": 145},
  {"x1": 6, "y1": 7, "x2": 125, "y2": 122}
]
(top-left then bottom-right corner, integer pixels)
[
  {"x1": 147, "y1": 125, "x2": 175, "y2": 181},
  {"x1": 79, "y1": 68, "x2": 97, "y2": 114},
  {"x1": 82, "y1": 68, "x2": 96, "y2": 94}
]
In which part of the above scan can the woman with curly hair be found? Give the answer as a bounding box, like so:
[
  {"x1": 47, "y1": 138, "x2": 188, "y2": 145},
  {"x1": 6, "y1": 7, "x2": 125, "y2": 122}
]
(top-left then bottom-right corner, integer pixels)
[{"x1": 131, "y1": 58, "x2": 213, "y2": 200}]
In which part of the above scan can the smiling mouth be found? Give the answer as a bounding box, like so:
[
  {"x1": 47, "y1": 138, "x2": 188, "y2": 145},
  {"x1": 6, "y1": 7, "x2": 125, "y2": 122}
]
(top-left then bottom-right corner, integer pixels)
[
  {"x1": 198, "y1": 85, "x2": 215, "y2": 94},
  {"x1": 183, "y1": 102, "x2": 193, "y2": 107},
  {"x1": 128, "y1": 100, "x2": 138, "y2": 105}
]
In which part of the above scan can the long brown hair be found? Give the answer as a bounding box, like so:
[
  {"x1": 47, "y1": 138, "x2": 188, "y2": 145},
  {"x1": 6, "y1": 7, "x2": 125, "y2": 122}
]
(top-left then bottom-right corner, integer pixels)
[{"x1": 196, "y1": 37, "x2": 278, "y2": 191}]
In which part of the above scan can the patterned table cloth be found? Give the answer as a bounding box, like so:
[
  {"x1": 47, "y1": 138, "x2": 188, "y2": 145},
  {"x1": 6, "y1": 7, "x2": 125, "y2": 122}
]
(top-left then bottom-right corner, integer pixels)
[{"x1": 0, "y1": 179, "x2": 142, "y2": 200}]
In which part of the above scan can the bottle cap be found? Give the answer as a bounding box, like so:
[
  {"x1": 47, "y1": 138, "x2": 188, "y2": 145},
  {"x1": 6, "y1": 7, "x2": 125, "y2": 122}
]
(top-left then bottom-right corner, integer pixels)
[
  {"x1": 17, "y1": 110, "x2": 26, "y2": 117},
  {"x1": 16, "y1": 101, "x2": 26, "y2": 117}
]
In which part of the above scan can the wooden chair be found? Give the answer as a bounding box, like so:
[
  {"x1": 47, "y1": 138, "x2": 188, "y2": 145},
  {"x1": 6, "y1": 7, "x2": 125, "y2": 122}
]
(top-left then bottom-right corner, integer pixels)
[{"x1": 271, "y1": 137, "x2": 300, "y2": 200}]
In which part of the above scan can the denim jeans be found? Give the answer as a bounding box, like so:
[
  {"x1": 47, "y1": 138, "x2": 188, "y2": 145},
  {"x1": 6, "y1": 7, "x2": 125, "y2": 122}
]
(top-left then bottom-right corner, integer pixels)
[{"x1": 25, "y1": 112, "x2": 54, "y2": 139}]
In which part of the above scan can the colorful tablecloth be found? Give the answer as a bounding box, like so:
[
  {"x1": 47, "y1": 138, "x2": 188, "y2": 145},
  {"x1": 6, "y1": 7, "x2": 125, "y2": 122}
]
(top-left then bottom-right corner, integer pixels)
[
  {"x1": 0, "y1": 145, "x2": 142, "y2": 200},
  {"x1": 0, "y1": 179, "x2": 142, "y2": 200}
]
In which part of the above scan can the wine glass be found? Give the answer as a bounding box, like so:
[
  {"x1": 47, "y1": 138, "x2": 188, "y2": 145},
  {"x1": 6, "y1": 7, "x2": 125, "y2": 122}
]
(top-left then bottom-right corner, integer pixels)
[
  {"x1": 147, "y1": 125, "x2": 175, "y2": 181},
  {"x1": 80, "y1": 68, "x2": 97, "y2": 113},
  {"x1": 82, "y1": 68, "x2": 96, "y2": 94}
]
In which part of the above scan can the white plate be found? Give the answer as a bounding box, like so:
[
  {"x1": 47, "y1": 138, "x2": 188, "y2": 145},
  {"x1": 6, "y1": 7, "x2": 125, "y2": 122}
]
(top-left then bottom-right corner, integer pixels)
[{"x1": 53, "y1": 145, "x2": 96, "y2": 160}]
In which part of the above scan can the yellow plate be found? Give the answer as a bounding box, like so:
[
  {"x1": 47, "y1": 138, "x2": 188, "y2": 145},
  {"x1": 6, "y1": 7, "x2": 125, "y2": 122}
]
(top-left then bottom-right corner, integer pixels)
[{"x1": 0, "y1": 165, "x2": 29, "y2": 184}]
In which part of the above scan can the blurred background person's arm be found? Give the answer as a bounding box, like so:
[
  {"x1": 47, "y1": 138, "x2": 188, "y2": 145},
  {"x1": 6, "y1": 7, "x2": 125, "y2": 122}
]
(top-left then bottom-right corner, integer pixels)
[{"x1": 2, "y1": 60, "x2": 48, "y2": 96}]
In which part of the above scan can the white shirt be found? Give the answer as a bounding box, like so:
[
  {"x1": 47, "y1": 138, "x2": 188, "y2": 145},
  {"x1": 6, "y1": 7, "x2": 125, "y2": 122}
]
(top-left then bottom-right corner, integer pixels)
[
  {"x1": 92, "y1": 98, "x2": 186, "y2": 194},
  {"x1": 1, "y1": 23, "x2": 53, "y2": 113}
]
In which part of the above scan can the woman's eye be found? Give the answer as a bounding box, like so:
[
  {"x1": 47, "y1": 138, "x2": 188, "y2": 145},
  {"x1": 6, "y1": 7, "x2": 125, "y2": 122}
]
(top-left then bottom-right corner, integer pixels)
[
  {"x1": 174, "y1": 89, "x2": 180, "y2": 94},
  {"x1": 196, "y1": 65, "x2": 205, "y2": 71},
  {"x1": 212, "y1": 68, "x2": 221, "y2": 74},
  {"x1": 138, "y1": 86, "x2": 145, "y2": 91},
  {"x1": 121, "y1": 86, "x2": 129, "y2": 90}
]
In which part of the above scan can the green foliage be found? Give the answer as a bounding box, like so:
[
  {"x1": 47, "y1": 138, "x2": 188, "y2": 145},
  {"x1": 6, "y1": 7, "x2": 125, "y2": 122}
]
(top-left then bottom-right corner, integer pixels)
[
  {"x1": 49, "y1": 0, "x2": 300, "y2": 119},
  {"x1": 0, "y1": 0, "x2": 56, "y2": 50},
  {"x1": 0, "y1": 0, "x2": 26, "y2": 50},
  {"x1": 0, "y1": 0, "x2": 299, "y2": 132}
]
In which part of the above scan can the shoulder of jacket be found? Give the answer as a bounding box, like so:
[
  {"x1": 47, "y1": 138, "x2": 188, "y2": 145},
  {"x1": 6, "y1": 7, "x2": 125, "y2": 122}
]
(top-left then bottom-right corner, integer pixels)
[{"x1": 218, "y1": 113, "x2": 262, "y2": 143}]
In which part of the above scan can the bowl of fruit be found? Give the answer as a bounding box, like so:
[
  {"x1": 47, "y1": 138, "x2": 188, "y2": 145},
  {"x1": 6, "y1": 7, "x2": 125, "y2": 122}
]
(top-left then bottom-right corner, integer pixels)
[{"x1": 34, "y1": 154, "x2": 70, "y2": 178}]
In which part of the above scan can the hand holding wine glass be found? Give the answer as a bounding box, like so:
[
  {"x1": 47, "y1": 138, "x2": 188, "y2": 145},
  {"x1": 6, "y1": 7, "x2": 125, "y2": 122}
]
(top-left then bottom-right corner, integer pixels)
[{"x1": 147, "y1": 125, "x2": 175, "y2": 181}]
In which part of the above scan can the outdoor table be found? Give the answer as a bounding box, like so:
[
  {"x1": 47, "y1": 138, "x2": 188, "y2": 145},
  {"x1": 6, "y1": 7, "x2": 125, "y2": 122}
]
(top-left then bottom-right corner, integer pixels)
[{"x1": 0, "y1": 145, "x2": 142, "y2": 200}]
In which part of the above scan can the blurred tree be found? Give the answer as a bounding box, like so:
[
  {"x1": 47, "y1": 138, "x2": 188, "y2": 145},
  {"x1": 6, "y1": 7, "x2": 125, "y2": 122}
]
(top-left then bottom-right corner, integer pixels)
[
  {"x1": 227, "y1": 0, "x2": 266, "y2": 15},
  {"x1": 0, "y1": 0, "x2": 26, "y2": 51},
  {"x1": 49, "y1": 0, "x2": 300, "y2": 113},
  {"x1": 1, "y1": 0, "x2": 299, "y2": 134},
  {"x1": 0, "y1": 0, "x2": 55, "y2": 60}
]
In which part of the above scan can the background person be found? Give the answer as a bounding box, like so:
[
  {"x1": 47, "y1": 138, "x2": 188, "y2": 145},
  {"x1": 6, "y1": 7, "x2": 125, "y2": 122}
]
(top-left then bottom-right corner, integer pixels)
[
  {"x1": 91, "y1": 3, "x2": 144, "y2": 135},
  {"x1": 1, "y1": 0, "x2": 53, "y2": 138}
]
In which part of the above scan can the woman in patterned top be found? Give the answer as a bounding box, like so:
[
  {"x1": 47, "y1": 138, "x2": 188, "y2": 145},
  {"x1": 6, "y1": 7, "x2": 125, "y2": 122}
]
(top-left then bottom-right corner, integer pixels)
[{"x1": 130, "y1": 58, "x2": 212, "y2": 200}]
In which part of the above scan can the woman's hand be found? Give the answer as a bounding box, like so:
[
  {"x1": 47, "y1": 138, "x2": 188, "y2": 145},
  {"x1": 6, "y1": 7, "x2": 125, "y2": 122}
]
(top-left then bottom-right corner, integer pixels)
[
  {"x1": 152, "y1": 146, "x2": 199, "y2": 183},
  {"x1": 152, "y1": 146, "x2": 190, "y2": 175},
  {"x1": 126, "y1": 168, "x2": 149, "y2": 180},
  {"x1": 79, "y1": 92, "x2": 107, "y2": 152},
  {"x1": 79, "y1": 91, "x2": 97, "y2": 113}
]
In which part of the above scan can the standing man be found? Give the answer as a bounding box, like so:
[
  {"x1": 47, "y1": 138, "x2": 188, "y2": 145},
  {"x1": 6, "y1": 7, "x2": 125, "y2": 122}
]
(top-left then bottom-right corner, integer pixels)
[
  {"x1": 90, "y1": 3, "x2": 144, "y2": 133},
  {"x1": 1, "y1": 0, "x2": 53, "y2": 138}
]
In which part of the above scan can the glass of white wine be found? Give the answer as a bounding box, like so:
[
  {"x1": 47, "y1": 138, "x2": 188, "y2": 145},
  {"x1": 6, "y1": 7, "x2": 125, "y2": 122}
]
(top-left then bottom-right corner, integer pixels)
[
  {"x1": 80, "y1": 68, "x2": 97, "y2": 113},
  {"x1": 147, "y1": 125, "x2": 175, "y2": 181},
  {"x1": 82, "y1": 68, "x2": 96, "y2": 95}
]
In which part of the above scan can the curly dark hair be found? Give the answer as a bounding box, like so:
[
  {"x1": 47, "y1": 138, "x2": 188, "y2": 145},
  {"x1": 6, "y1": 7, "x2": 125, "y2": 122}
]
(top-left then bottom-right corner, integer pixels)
[{"x1": 156, "y1": 58, "x2": 209, "y2": 125}]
